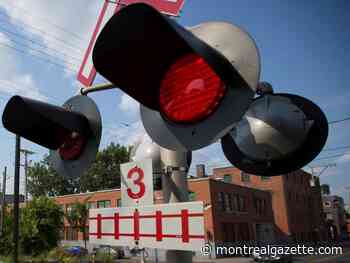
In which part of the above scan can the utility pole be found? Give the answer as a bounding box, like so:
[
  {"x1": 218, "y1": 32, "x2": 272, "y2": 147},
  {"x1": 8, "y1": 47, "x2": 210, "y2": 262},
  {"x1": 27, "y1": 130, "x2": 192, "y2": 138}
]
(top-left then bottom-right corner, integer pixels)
[
  {"x1": 20, "y1": 149, "x2": 35, "y2": 201},
  {"x1": 13, "y1": 135, "x2": 21, "y2": 263},
  {"x1": 308, "y1": 163, "x2": 336, "y2": 187},
  {"x1": 160, "y1": 148, "x2": 192, "y2": 263},
  {"x1": 308, "y1": 163, "x2": 336, "y2": 178},
  {"x1": 0, "y1": 166, "x2": 6, "y2": 237}
]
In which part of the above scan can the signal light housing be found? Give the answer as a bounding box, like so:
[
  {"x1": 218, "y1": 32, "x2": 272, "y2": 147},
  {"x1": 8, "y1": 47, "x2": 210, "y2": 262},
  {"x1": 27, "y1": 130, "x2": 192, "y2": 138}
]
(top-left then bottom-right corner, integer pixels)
[
  {"x1": 221, "y1": 93, "x2": 328, "y2": 175},
  {"x1": 2, "y1": 95, "x2": 102, "y2": 178},
  {"x1": 93, "y1": 3, "x2": 260, "y2": 151}
]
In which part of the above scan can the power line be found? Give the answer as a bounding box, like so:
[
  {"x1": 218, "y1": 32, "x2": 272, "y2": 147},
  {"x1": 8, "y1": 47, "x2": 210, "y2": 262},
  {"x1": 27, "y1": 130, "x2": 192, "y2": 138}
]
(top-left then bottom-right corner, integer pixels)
[
  {"x1": 314, "y1": 153, "x2": 350, "y2": 161},
  {"x1": 0, "y1": 0, "x2": 88, "y2": 42},
  {"x1": 0, "y1": 13, "x2": 84, "y2": 53},
  {"x1": 0, "y1": 24, "x2": 82, "y2": 62},
  {"x1": 329, "y1": 116, "x2": 350, "y2": 125},
  {"x1": 323, "y1": 145, "x2": 350, "y2": 152},
  {"x1": 0, "y1": 41, "x2": 78, "y2": 73},
  {"x1": 0, "y1": 35, "x2": 79, "y2": 69}
]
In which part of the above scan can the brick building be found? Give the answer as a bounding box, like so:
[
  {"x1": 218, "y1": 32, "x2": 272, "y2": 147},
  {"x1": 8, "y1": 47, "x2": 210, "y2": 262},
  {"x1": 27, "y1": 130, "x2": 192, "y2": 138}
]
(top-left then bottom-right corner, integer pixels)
[
  {"x1": 322, "y1": 195, "x2": 347, "y2": 240},
  {"x1": 212, "y1": 167, "x2": 327, "y2": 242},
  {"x1": 54, "y1": 177, "x2": 274, "y2": 245}
]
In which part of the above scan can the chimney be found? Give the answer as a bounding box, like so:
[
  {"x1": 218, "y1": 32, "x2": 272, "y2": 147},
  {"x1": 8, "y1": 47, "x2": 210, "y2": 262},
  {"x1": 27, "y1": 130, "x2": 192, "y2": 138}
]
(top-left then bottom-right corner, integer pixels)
[
  {"x1": 196, "y1": 164, "x2": 206, "y2": 178},
  {"x1": 321, "y1": 184, "x2": 330, "y2": 195}
]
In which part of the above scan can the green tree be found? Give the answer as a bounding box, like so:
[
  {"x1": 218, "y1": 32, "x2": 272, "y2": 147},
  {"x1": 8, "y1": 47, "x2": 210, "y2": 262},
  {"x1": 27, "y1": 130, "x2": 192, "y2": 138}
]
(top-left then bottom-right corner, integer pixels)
[
  {"x1": 0, "y1": 205, "x2": 13, "y2": 255},
  {"x1": 79, "y1": 143, "x2": 131, "y2": 192},
  {"x1": 64, "y1": 198, "x2": 90, "y2": 249},
  {"x1": 27, "y1": 143, "x2": 131, "y2": 196},
  {"x1": 20, "y1": 197, "x2": 64, "y2": 255},
  {"x1": 27, "y1": 155, "x2": 79, "y2": 197}
]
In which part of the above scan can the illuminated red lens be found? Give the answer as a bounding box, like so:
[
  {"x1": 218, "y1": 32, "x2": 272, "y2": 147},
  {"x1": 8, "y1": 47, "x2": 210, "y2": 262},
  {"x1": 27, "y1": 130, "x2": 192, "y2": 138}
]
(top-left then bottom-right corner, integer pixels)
[
  {"x1": 159, "y1": 53, "x2": 226, "y2": 123},
  {"x1": 57, "y1": 131, "x2": 87, "y2": 161}
]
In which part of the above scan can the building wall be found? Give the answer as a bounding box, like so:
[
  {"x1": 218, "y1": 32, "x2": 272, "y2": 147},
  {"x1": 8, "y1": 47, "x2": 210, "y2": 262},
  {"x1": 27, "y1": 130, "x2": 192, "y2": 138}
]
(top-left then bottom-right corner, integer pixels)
[
  {"x1": 53, "y1": 177, "x2": 274, "y2": 245},
  {"x1": 212, "y1": 167, "x2": 326, "y2": 242},
  {"x1": 323, "y1": 195, "x2": 347, "y2": 240},
  {"x1": 207, "y1": 179, "x2": 274, "y2": 244},
  {"x1": 54, "y1": 189, "x2": 122, "y2": 241}
]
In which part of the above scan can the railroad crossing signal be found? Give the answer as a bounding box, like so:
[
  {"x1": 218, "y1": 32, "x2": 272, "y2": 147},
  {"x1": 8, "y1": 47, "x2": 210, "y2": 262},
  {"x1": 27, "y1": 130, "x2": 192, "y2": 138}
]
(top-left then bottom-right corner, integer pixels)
[
  {"x1": 2, "y1": 95, "x2": 102, "y2": 178},
  {"x1": 2, "y1": 2, "x2": 328, "y2": 178},
  {"x1": 221, "y1": 93, "x2": 328, "y2": 175},
  {"x1": 89, "y1": 201, "x2": 205, "y2": 251},
  {"x1": 93, "y1": 3, "x2": 260, "y2": 151},
  {"x1": 121, "y1": 159, "x2": 154, "y2": 207}
]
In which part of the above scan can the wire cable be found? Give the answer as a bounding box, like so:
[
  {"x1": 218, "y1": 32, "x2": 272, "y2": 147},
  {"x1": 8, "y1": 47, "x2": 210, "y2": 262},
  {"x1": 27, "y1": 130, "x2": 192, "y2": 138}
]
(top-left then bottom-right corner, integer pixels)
[
  {"x1": 0, "y1": 24, "x2": 82, "y2": 63},
  {"x1": 329, "y1": 117, "x2": 350, "y2": 125},
  {"x1": 0, "y1": 41, "x2": 78, "y2": 73},
  {"x1": 0, "y1": 0, "x2": 89, "y2": 42},
  {"x1": 0, "y1": 13, "x2": 84, "y2": 53}
]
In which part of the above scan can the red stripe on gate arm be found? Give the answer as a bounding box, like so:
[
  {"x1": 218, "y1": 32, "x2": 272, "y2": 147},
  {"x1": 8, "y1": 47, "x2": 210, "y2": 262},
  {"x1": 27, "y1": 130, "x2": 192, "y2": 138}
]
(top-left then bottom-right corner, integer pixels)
[
  {"x1": 114, "y1": 213, "x2": 120, "y2": 240},
  {"x1": 156, "y1": 210, "x2": 162, "y2": 241},
  {"x1": 134, "y1": 210, "x2": 140, "y2": 241},
  {"x1": 181, "y1": 209, "x2": 190, "y2": 243},
  {"x1": 97, "y1": 214, "x2": 102, "y2": 239}
]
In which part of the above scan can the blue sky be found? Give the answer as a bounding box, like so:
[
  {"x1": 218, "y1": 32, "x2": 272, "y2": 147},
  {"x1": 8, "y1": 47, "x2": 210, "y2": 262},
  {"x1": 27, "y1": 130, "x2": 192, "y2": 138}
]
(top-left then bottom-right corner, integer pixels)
[{"x1": 0, "y1": 0, "x2": 349, "y2": 199}]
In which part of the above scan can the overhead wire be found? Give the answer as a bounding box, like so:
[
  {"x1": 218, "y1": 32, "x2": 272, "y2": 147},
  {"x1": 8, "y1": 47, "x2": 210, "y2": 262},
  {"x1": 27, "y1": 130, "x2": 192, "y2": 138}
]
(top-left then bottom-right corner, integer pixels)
[
  {"x1": 328, "y1": 117, "x2": 350, "y2": 125},
  {"x1": 0, "y1": 11, "x2": 85, "y2": 52},
  {"x1": 0, "y1": 35, "x2": 80, "y2": 69},
  {"x1": 0, "y1": 24, "x2": 83, "y2": 63},
  {"x1": 0, "y1": 41, "x2": 78, "y2": 73},
  {"x1": 0, "y1": 0, "x2": 89, "y2": 42}
]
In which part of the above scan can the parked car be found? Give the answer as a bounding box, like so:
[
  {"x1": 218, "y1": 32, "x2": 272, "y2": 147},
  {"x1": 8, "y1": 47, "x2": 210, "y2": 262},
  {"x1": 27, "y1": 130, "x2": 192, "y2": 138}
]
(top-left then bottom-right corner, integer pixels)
[
  {"x1": 64, "y1": 246, "x2": 88, "y2": 256},
  {"x1": 251, "y1": 251, "x2": 293, "y2": 262},
  {"x1": 94, "y1": 245, "x2": 125, "y2": 259}
]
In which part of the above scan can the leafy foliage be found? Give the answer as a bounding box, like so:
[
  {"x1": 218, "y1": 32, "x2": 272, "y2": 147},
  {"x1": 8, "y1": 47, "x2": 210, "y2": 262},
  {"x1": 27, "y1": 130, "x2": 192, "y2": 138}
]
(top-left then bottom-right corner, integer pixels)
[
  {"x1": 0, "y1": 205, "x2": 13, "y2": 255},
  {"x1": 27, "y1": 143, "x2": 131, "y2": 197},
  {"x1": 80, "y1": 143, "x2": 131, "y2": 192},
  {"x1": 20, "y1": 197, "x2": 64, "y2": 255},
  {"x1": 64, "y1": 198, "x2": 90, "y2": 248},
  {"x1": 27, "y1": 156, "x2": 78, "y2": 197}
]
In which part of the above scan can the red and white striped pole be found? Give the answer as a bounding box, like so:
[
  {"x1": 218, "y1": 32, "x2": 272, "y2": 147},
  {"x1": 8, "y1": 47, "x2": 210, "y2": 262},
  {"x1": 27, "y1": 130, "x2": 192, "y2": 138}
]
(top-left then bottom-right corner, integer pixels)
[{"x1": 160, "y1": 148, "x2": 193, "y2": 263}]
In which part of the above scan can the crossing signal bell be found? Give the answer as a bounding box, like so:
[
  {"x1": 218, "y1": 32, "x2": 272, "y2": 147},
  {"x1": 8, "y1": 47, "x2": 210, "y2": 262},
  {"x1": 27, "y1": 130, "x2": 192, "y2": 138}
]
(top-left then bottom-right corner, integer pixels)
[
  {"x1": 221, "y1": 93, "x2": 328, "y2": 175},
  {"x1": 93, "y1": 3, "x2": 261, "y2": 151},
  {"x1": 2, "y1": 95, "x2": 102, "y2": 178}
]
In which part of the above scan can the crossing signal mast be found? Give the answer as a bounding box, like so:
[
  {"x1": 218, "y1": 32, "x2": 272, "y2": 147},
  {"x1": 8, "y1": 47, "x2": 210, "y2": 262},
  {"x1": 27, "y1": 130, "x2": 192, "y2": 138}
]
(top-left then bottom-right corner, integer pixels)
[
  {"x1": 1, "y1": 2, "x2": 328, "y2": 262},
  {"x1": 92, "y1": 3, "x2": 328, "y2": 175},
  {"x1": 1, "y1": 2, "x2": 328, "y2": 179}
]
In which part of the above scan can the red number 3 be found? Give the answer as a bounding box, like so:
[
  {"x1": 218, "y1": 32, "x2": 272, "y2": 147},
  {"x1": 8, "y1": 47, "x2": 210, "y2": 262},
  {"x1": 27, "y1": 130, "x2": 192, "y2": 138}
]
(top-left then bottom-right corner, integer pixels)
[{"x1": 127, "y1": 166, "x2": 146, "y2": 200}]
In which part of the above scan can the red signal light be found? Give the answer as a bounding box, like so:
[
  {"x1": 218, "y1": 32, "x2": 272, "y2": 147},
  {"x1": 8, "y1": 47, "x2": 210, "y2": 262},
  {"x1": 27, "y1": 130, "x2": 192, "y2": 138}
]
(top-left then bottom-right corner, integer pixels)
[
  {"x1": 159, "y1": 53, "x2": 226, "y2": 124},
  {"x1": 56, "y1": 130, "x2": 87, "y2": 161}
]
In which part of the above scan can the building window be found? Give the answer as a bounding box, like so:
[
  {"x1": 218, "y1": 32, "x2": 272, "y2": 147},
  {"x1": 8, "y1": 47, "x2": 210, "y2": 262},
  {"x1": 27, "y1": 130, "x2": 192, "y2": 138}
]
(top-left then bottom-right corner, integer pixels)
[
  {"x1": 254, "y1": 198, "x2": 266, "y2": 215},
  {"x1": 97, "y1": 200, "x2": 111, "y2": 208},
  {"x1": 238, "y1": 196, "x2": 246, "y2": 212},
  {"x1": 217, "y1": 192, "x2": 225, "y2": 212},
  {"x1": 261, "y1": 176, "x2": 271, "y2": 181},
  {"x1": 116, "y1": 199, "x2": 122, "y2": 207},
  {"x1": 224, "y1": 193, "x2": 232, "y2": 212},
  {"x1": 66, "y1": 204, "x2": 73, "y2": 213},
  {"x1": 88, "y1": 202, "x2": 96, "y2": 209},
  {"x1": 223, "y1": 174, "x2": 232, "y2": 183},
  {"x1": 232, "y1": 194, "x2": 238, "y2": 211},
  {"x1": 241, "y1": 172, "x2": 250, "y2": 182},
  {"x1": 66, "y1": 226, "x2": 78, "y2": 241}
]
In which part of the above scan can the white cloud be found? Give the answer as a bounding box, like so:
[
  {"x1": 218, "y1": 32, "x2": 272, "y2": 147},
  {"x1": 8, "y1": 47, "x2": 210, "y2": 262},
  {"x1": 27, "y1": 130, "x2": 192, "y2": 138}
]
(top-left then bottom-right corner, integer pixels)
[
  {"x1": 337, "y1": 153, "x2": 350, "y2": 164},
  {"x1": 0, "y1": 0, "x2": 102, "y2": 75},
  {"x1": 104, "y1": 121, "x2": 145, "y2": 147},
  {"x1": 119, "y1": 94, "x2": 140, "y2": 116},
  {"x1": 0, "y1": 32, "x2": 47, "y2": 101}
]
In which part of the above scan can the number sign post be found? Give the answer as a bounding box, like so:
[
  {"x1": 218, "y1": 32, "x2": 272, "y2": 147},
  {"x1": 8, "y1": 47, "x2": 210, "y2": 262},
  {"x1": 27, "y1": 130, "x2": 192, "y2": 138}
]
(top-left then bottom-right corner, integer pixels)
[{"x1": 120, "y1": 159, "x2": 154, "y2": 207}]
